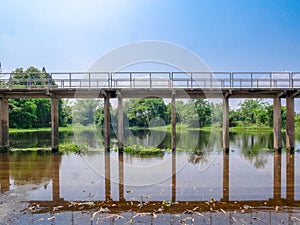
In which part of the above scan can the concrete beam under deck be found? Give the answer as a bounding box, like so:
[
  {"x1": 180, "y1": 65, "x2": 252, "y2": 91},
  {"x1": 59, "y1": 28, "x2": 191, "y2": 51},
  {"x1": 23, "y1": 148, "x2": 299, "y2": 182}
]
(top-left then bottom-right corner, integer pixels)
[{"x1": 0, "y1": 88, "x2": 298, "y2": 99}]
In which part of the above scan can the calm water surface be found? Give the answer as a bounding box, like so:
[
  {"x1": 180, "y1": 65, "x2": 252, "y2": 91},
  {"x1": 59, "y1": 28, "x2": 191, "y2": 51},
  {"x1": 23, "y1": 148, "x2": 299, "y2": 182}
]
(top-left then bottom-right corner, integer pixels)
[{"x1": 1, "y1": 129, "x2": 300, "y2": 224}]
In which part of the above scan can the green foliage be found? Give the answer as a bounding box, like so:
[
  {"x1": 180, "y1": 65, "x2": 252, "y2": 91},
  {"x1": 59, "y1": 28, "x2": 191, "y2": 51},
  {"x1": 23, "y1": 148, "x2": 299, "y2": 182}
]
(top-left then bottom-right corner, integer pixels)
[
  {"x1": 59, "y1": 142, "x2": 90, "y2": 153},
  {"x1": 11, "y1": 66, "x2": 53, "y2": 87},
  {"x1": 124, "y1": 98, "x2": 169, "y2": 127},
  {"x1": 123, "y1": 144, "x2": 164, "y2": 155},
  {"x1": 72, "y1": 99, "x2": 100, "y2": 126},
  {"x1": 8, "y1": 66, "x2": 72, "y2": 128}
]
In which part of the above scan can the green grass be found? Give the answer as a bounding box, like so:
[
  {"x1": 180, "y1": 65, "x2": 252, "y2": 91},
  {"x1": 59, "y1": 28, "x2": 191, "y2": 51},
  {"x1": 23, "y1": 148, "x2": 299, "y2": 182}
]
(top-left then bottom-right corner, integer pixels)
[
  {"x1": 123, "y1": 144, "x2": 166, "y2": 155},
  {"x1": 8, "y1": 125, "x2": 97, "y2": 133},
  {"x1": 147, "y1": 124, "x2": 276, "y2": 133},
  {"x1": 59, "y1": 142, "x2": 90, "y2": 153}
]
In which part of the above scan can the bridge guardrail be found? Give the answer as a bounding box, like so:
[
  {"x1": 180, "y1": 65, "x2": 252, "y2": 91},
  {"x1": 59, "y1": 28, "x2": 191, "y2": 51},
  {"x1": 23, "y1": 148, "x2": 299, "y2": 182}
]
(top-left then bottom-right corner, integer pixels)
[{"x1": 1, "y1": 72, "x2": 300, "y2": 89}]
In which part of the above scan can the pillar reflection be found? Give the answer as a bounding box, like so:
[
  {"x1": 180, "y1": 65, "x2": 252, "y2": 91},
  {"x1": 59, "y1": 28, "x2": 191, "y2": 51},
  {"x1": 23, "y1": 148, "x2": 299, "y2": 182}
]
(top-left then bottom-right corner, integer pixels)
[
  {"x1": 286, "y1": 150, "x2": 294, "y2": 200},
  {"x1": 273, "y1": 151, "x2": 282, "y2": 199},
  {"x1": 222, "y1": 152, "x2": 229, "y2": 201},
  {"x1": 105, "y1": 150, "x2": 111, "y2": 201},
  {"x1": 172, "y1": 151, "x2": 176, "y2": 203},
  {"x1": 0, "y1": 153, "x2": 10, "y2": 193},
  {"x1": 52, "y1": 153, "x2": 61, "y2": 201},
  {"x1": 119, "y1": 151, "x2": 124, "y2": 201}
]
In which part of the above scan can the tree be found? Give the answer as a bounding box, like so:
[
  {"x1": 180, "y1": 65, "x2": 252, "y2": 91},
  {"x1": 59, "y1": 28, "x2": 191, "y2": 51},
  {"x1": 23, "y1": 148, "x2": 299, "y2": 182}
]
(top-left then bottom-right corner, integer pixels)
[
  {"x1": 124, "y1": 98, "x2": 168, "y2": 127},
  {"x1": 9, "y1": 99, "x2": 37, "y2": 128},
  {"x1": 193, "y1": 99, "x2": 211, "y2": 127},
  {"x1": 8, "y1": 66, "x2": 71, "y2": 128},
  {"x1": 175, "y1": 100, "x2": 199, "y2": 127},
  {"x1": 11, "y1": 66, "x2": 51, "y2": 87},
  {"x1": 237, "y1": 99, "x2": 271, "y2": 126},
  {"x1": 72, "y1": 99, "x2": 101, "y2": 126}
]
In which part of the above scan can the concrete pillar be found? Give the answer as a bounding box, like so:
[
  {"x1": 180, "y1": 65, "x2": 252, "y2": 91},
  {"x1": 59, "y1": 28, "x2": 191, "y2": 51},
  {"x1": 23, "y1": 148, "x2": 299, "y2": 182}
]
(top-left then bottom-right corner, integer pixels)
[
  {"x1": 118, "y1": 94, "x2": 123, "y2": 151},
  {"x1": 273, "y1": 97, "x2": 282, "y2": 151},
  {"x1": 286, "y1": 151, "x2": 294, "y2": 200},
  {"x1": 171, "y1": 91, "x2": 176, "y2": 151},
  {"x1": 172, "y1": 151, "x2": 176, "y2": 203},
  {"x1": 51, "y1": 98, "x2": 59, "y2": 152},
  {"x1": 105, "y1": 150, "x2": 111, "y2": 201},
  {"x1": 286, "y1": 93, "x2": 294, "y2": 151},
  {"x1": 119, "y1": 152, "x2": 124, "y2": 201},
  {"x1": 222, "y1": 152, "x2": 229, "y2": 201},
  {"x1": 0, "y1": 98, "x2": 9, "y2": 149},
  {"x1": 104, "y1": 93, "x2": 110, "y2": 151},
  {"x1": 52, "y1": 153, "x2": 61, "y2": 201},
  {"x1": 273, "y1": 151, "x2": 281, "y2": 199},
  {"x1": 223, "y1": 95, "x2": 229, "y2": 153}
]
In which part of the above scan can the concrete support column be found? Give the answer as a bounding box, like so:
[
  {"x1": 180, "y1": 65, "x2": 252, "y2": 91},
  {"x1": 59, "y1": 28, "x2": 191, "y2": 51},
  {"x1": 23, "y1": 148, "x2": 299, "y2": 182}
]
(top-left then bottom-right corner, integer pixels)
[
  {"x1": 171, "y1": 91, "x2": 176, "y2": 151},
  {"x1": 273, "y1": 97, "x2": 282, "y2": 151},
  {"x1": 286, "y1": 151, "x2": 294, "y2": 200},
  {"x1": 273, "y1": 152, "x2": 281, "y2": 200},
  {"x1": 286, "y1": 93, "x2": 294, "y2": 151},
  {"x1": 223, "y1": 95, "x2": 229, "y2": 153},
  {"x1": 51, "y1": 98, "x2": 59, "y2": 152},
  {"x1": 118, "y1": 94, "x2": 123, "y2": 151},
  {"x1": 104, "y1": 93, "x2": 110, "y2": 151},
  {"x1": 222, "y1": 152, "x2": 229, "y2": 201},
  {"x1": 0, "y1": 98, "x2": 9, "y2": 149}
]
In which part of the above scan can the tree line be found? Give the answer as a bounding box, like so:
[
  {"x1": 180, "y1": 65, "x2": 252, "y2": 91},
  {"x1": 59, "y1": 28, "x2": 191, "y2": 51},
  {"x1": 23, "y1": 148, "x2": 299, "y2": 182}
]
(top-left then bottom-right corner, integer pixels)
[
  {"x1": 6, "y1": 66, "x2": 300, "y2": 129},
  {"x1": 73, "y1": 97, "x2": 300, "y2": 130}
]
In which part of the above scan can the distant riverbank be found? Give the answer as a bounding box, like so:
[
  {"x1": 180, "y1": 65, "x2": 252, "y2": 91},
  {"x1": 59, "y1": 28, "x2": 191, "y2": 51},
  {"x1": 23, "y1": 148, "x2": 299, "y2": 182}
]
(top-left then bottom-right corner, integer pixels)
[{"x1": 9, "y1": 124, "x2": 290, "y2": 134}]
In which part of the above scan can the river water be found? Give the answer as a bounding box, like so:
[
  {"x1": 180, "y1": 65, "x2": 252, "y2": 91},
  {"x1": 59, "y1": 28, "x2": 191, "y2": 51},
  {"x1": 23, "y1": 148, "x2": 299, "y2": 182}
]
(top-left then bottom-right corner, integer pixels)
[{"x1": 1, "y1": 128, "x2": 300, "y2": 224}]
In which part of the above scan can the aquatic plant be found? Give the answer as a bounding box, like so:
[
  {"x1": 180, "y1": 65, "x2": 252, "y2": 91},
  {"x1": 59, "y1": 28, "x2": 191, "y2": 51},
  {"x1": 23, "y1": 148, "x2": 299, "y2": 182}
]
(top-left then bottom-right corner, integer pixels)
[{"x1": 123, "y1": 144, "x2": 165, "y2": 155}]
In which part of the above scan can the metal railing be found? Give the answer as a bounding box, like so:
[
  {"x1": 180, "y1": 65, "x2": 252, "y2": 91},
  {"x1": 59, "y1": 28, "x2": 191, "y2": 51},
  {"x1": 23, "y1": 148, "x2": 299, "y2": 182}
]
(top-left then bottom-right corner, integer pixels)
[{"x1": 1, "y1": 72, "x2": 300, "y2": 89}]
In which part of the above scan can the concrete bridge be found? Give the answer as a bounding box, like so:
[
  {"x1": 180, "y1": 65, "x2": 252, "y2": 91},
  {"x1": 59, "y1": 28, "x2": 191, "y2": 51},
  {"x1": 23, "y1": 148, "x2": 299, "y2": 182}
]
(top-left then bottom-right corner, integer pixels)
[{"x1": 1, "y1": 71, "x2": 300, "y2": 151}]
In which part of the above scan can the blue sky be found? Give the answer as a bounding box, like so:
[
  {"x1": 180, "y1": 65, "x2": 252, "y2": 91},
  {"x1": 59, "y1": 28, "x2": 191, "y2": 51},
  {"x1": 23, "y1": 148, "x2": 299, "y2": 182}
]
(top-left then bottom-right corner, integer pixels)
[{"x1": 1, "y1": 0, "x2": 300, "y2": 72}]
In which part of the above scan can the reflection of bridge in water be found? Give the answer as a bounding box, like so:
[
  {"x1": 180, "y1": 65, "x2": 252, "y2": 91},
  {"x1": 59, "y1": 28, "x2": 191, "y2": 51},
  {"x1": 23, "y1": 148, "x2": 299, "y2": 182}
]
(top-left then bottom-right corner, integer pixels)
[
  {"x1": 1, "y1": 71, "x2": 300, "y2": 152},
  {"x1": 0, "y1": 151, "x2": 297, "y2": 213}
]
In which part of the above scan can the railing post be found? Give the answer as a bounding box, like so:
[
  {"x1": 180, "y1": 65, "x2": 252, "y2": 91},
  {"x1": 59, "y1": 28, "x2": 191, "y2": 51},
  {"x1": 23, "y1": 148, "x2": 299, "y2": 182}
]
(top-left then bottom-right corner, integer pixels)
[
  {"x1": 191, "y1": 73, "x2": 193, "y2": 88},
  {"x1": 130, "y1": 73, "x2": 132, "y2": 88},
  {"x1": 88, "y1": 73, "x2": 91, "y2": 88},
  {"x1": 107, "y1": 73, "x2": 110, "y2": 88},
  {"x1": 210, "y1": 73, "x2": 212, "y2": 88},
  {"x1": 69, "y1": 73, "x2": 71, "y2": 88},
  {"x1": 110, "y1": 72, "x2": 113, "y2": 88},
  {"x1": 150, "y1": 72, "x2": 152, "y2": 89},
  {"x1": 250, "y1": 73, "x2": 253, "y2": 88},
  {"x1": 9, "y1": 73, "x2": 12, "y2": 88}
]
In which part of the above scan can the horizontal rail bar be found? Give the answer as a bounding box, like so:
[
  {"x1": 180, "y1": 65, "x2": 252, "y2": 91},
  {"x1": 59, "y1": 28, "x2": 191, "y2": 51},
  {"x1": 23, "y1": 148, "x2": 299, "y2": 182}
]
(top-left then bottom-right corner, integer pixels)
[{"x1": 1, "y1": 72, "x2": 300, "y2": 89}]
